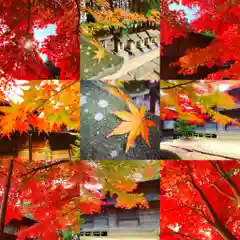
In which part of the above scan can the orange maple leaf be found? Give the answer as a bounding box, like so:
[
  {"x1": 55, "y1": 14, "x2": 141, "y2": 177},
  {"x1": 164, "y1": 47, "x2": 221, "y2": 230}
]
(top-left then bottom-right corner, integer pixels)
[
  {"x1": 28, "y1": 115, "x2": 50, "y2": 134},
  {"x1": 107, "y1": 101, "x2": 157, "y2": 152},
  {"x1": 105, "y1": 86, "x2": 130, "y2": 102}
]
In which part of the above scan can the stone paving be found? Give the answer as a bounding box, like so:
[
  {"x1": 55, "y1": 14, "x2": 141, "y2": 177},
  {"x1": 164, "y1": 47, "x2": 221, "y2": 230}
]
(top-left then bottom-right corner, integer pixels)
[
  {"x1": 160, "y1": 138, "x2": 240, "y2": 160},
  {"x1": 81, "y1": 29, "x2": 160, "y2": 81},
  {"x1": 119, "y1": 57, "x2": 160, "y2": 80},
  {"x1": 101, "y1": 49, "x2": 160, "y2": 81},
  {"x1": 80, "y1": 36, "x2": 124, "y2": 80}
]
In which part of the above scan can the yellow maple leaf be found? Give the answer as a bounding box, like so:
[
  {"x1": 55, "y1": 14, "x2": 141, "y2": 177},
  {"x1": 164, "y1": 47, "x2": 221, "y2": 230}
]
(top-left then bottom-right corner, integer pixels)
[
  {"x1": 107, "y1": 101, "x2": 157, "y2": 152},
  {"x1": 211, "y1": 111, "x2": 240, "y2": 126},
  {"x1": 90, "y1": 39, "x2": 106, "y2": 63},
  {"x1": 93, "y1": 46, "x2": 106, "y2": 63},
  {"x1": 0, "y1": 102, "x2": 29, "y2": 137}
]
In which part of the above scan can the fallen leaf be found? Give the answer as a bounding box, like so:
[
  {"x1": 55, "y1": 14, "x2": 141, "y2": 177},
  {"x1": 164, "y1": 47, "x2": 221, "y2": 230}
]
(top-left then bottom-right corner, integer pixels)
[
  {"x1": 107, "y1": 101, "x2": 157, "y2": 152},
  {"x1": 93, "y1": 47, "x2": 106, "y2": 63},
  {"x1": 105, "y1": 86, "x2": 130, "y2": 102}
]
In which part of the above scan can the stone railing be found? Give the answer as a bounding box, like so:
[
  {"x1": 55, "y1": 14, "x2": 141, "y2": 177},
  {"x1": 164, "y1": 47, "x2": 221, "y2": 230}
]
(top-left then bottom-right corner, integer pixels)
[{"x1": 96, "y1": 29, "x2": 160, "y2": 60}]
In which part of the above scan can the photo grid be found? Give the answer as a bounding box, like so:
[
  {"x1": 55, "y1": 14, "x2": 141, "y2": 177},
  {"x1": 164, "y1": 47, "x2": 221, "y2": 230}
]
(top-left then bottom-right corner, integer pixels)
[{"x1": 1, "y1": 0, "x2": 240, "y2": 240}]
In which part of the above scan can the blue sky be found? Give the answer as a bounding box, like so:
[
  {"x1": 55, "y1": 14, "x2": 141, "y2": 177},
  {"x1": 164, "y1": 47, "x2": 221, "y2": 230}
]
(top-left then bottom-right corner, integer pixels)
[
  {"x1": 34, "y1": 24, "x2": 56, "y2": 61},
  {"x1": 34, "y1": 24, "x2": 56, "y2": 43},
  {"x1": 169, "y1": 3, "x2": 199, "y2": 22}
]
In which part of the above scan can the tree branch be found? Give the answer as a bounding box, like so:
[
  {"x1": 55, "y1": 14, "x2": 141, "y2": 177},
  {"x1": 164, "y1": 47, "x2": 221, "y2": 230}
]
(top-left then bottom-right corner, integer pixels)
[
  {"x1": 26, "y1": 0, "x2": 31, "y2": 39},
  {"x1": 74, "y1": 0, "x2": 80, "y2": 34},
  {"x1": 161, "y1": 231, "x2": 200, "y2": 240},
  {"x1": 160, "y1": 80, "x2": 198, "y2": 90},
  {"x1": 34, "y1": 80, "x2": 79, "y2": 112},
  {"x1": 210, "y1": 183, "x2": 236, "y2": 203},
  {"x1": 21, "y1": 159, "x2": 69, "y2": 177},
  {"x1": 210, "y1": 161, "x2": 240, "y2": 206},
  {"x1": 189, "y1": 173, "x2": 237, "y2": 240}
]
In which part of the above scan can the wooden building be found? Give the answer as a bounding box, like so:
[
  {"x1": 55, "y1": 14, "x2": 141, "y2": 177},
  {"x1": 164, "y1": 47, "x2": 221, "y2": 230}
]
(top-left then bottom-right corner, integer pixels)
[
  {"x1": 122, "y1": 80, "x2": 160, "y2": 115},
  {"x1": 80, "y1": 179, "x2": 160, "y2": 238},
  {"x1": 0, "y1": 131, "x2": 78, "y2": 162},
  {"x1": 3, "y1": 217, "x2": 36, "y2": 240},
  {"x1": 161, "y1": 32, "x2": 231, "y2": 79}
]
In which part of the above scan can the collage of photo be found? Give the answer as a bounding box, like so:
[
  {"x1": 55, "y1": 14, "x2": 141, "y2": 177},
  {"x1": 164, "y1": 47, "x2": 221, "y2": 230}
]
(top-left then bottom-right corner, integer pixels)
[{"x1": 1, "y1": 0, "x2": 240, "y2": 240}]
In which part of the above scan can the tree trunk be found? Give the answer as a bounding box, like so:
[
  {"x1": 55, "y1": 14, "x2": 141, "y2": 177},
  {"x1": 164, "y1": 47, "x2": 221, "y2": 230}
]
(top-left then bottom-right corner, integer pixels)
[{"x1": 0, "y1": 159, "x2": 15, "y2": 238}]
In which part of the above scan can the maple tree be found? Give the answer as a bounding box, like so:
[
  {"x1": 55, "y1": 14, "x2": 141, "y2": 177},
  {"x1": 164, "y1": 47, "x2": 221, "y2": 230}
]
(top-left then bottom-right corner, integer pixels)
[
  {"x1": 81, "y1": 0, "x2": 160, "y2": 36},
  {"x1": 161, "y1": 0, "x2": 240, "y2": 79},
  {"x1": 0, "y1": 0, "x2": 80, "y2": 80},
  {"x1": 160, "y1": 80, "x2": 240, "y2": 126},
  {"x1": 0, "y1": 81, "x2": 161, "y2": 238},
  {"x1": 0, "y1": 80, "x2": 80, "y2": 137},
  {"x1": 0, "y1": 158, "x2": 160, "y2": 239},
  {"x1": 0, "y1": 79, "x2": 80, "y2": 238},
  {"x1": 160, "y1": 160, "x2": 240, "y2": 240}
]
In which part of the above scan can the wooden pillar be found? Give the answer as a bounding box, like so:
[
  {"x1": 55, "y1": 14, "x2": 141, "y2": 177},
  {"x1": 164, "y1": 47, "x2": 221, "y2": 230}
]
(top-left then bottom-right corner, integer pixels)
[
  {"x1": 29, "y1": 132, "x2": 32, "y2": 162},
  {"x1": 137, "y1": 209, "x2": 140, "y2": 226},
  {"x1": 149, "y1": 88, "x2": 157, "y2": 114}
]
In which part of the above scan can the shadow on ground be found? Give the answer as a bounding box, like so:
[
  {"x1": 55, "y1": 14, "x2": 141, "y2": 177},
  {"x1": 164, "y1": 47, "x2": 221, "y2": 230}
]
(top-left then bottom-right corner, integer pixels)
[{"x1": 160, "y1": 150, "x2": 181, "y2": 160}]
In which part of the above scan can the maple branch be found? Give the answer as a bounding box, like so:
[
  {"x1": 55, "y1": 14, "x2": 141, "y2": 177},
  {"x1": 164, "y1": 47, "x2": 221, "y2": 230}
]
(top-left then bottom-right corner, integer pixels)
[
  {"x1": 162, "y1": 203, "x2": 214, "y2": 226},
  {"x1": 182, "y1": 203, "x2": 215, "y2": 227},
  {"x1": 62, "y1": 205, "x2": 80, "y2": 217},
  {"x1": 210, "y1": 183, "x2": 236, "y2": 203},
  {"x1": 26, "y1": 0, "x2": 31, "y2": 39},
  {"x1": 209, "y1": 161, "x2": 240, "y2": 206},
  {"x1": 161, "y1": 231, "x2": 200, "y2": 240},
  {"x1": 34, "y1": 80, "x2": 79, "y2": 112},
  {"x1": 22, "y1": 159, "x2": 69, "y2": 177},
  {"x1": 189, "y1": 174, "x2": 219, "y2": 223},
  {"x1": 189, "y1": 173, "x2": 238, "y2": 240},
  {"x1": 74, "y1": 0, "x2": 80, "y2": 33},
  {"x1": 160, "y1": 80, "x2": 198, "y2": 90}
]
